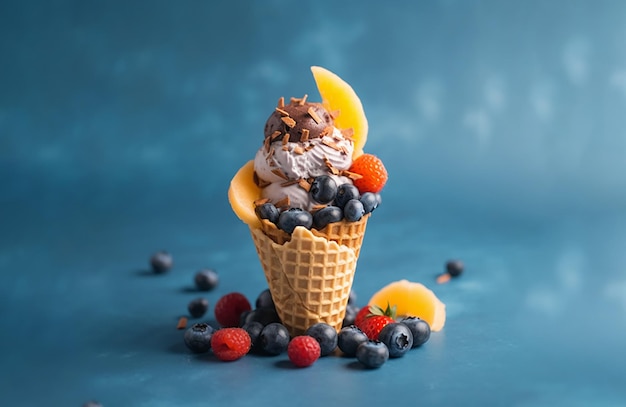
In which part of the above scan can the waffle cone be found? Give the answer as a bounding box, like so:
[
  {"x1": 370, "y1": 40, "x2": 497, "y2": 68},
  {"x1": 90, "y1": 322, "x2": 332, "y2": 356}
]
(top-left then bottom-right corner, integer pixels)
[{"x1": 250, "y1": 215, "x2": 369, "y2": 336}]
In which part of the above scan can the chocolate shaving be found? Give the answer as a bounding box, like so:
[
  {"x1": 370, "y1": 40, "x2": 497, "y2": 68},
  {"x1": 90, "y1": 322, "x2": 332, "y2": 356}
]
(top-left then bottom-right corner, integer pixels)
[
  {"x1": 281, "y1": 179, "x2": 300, "y2": 187},
  {"x1": 275, "y1": 196, "x2": 290, "y2": 209},
  {"x1": 301, "y1": 128, "x2": 309, "y2": 142},
  {"x1": 298, "y1": 178, "x2": 311, "y2": 191},
  {"x1": 322, "y1": 139, "x2": 343, "y2": 151},
  {"x1": 282, "y1": 133, "x2": 290, "y2": 145},
  {"x1": 294, "y1": 145, "x2": 305, "y2": 155},
  {"x1": 310, "y1": 204, "x2": 326, "y2": 213},
  {"x1": 277, "y1": 96, "x2": 285, "y2": 108},
  {"x1": 254, "y1": 172, "x2": 271, "y2": 188},
  {"x1": 271, "y1": 168, "x2": 289, "y2": 180},
  {"x1": 281, "y1": 116, "x2": 296, "y2": 128},
  {"x1": 341, "y1": 128, "x2": 355, "y2": 139},
  {"x1": 298, "y1": 94, "x2": 308, "y2": 105},
  {"x1": 323, "y1": 156, "x2": 339, "y2": 175},
  {"x1": 282, "y1": 145, "x2": 289, "y2": 151},
  {"x1": 176, "y1": 317, "x2": 188, "y2": 330},
  {"x1": 254, "y1": 198, "x2": 270, "y2": 206},
  {"x1": 263, "y1": 135, "x2": 271, "y2": 152},
  {"x1": 341, "y1": 170, "x2": 364, "y2": 180},
  {"x1": 307, "y1": 106, "x2": 322, "y2": 124},
  {"x1": 270, "y1": 130, "x2": 282, "y2": 142},
  {"x1": 329, "y1": 109, "x2": 341, "y2": 119},
  {"x1": 275, "y1": 107, "x2": 290, "y2": 116},
  {"x1": 320, "y1": 126, "x2": 333, "y2": 137}
]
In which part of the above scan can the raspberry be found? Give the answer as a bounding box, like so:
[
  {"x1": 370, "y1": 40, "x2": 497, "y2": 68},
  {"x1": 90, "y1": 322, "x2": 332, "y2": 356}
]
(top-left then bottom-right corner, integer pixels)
[
  {"x1": 287, "y1": 335, "x2": 321, "y2": 367},
  {"x1": 214, "y1": 292, "x2": 252, "y2": 327},
  {"x1": 210, "y1": 328, "x2": 251, "y2": 361},
  {"x1": 348, "y1": 154, "x2": 388, "y2": 194}
]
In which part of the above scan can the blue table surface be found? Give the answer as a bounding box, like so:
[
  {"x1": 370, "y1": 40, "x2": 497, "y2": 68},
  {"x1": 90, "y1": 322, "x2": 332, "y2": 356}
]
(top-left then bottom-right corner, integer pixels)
[{"x1": 2, "y1": 1, "x2": 626, "y2": 406}]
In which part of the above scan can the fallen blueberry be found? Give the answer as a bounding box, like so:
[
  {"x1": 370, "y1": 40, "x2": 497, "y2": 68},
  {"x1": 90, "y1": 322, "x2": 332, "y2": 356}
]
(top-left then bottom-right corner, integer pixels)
[
  {"x1": 255, "y1": 288, "x2": 276, "y2": 310},
  {"x1": 400, "y1": 316, "x2": 431, "y2": 347},
  {"x1": 446, "y1": 260, "x2": 464, "y2": 277},
  {"x1": 378, "y1": 322, "x2": 413, "y2": 358},
  {"x1": 184, "y1": 322, "x2": 215, "y2": 353},
  {"x1": 188, "y1": 298, "x2": 209, "y2": 318},
  {"x1": 259, "y1": 322, "x2": 290, "y2": 355},
  {"x1": 337, "y1": 325, "x2": 368, "y2": 357},
  {"x1": 305, "y1": 323, "x2": 338, "y2": 356},
  {"x1": 194, "y1": 268, "x2": 219, "y2": 291},
  {"x1": 150, "y1": 250, "x2": 173, "y2": 273},
  {"x1": 356, "y1": 340, "x2": 389, "y2": 368}
]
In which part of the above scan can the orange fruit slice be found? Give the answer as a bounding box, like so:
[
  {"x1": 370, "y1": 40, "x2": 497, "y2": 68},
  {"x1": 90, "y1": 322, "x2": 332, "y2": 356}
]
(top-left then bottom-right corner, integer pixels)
[
  {"x1": 368, "y1": 279, "x2": 446, "y2": 331},
  {"x1": 311, "y1": 66, "x2": 368, "y2": 158},
  {"x1": 228, "y1": 160, "x2": 262, "y2": 229}
]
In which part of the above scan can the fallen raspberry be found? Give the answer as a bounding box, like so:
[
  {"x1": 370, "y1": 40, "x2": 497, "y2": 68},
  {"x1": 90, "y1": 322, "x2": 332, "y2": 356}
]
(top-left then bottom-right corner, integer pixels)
[
  {"x1": 214, "y1": 292, "x2": 252, "y2": 327},
  {"x1": 210, "y1": 328, "x2": 251, "y2": 361},
  {"x1": 287, "y1": 335, "x2": 321, "y2": 367}
]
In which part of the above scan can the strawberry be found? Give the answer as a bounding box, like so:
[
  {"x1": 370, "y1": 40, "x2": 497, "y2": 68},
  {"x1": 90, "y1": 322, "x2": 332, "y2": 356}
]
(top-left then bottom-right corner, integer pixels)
[
  {"x1": 210, "y1": 328, "x2": 251, "y2": 361},
  {"x1": 355, "y1": 303, "x2": 397, "y2": 340},
  {"x1": 348, "y1": 153, "x2": 388, "y2": 194},
  {"x1": 287, "y1": 335, "x2": 321, "y2": 367},
  {"x1": 354, "y1": 305, "x2": 373, "y2": 327},
  {"x1": 214, "y1": 292, "x2": 252, "y2": 327}
]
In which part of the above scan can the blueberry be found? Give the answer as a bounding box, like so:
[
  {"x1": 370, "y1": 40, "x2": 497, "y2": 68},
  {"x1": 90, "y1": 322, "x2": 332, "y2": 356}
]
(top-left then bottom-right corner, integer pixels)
[
  {"x1": 305, "y1": 323, "x2": 338, "y2": 356},
  {"x1": 184, "y1": 322, "x2": 215, "y2": 353},
  {"x1": 348, "y1": 289, "x2": 357, "y2": 305},
  {"x1": 259, "y1": 322, "x2": 290, "y2": 355},
  {"x1": 378, "y1": 323, "x2": 413, "y2": 358},
  {"x1": 255, "y1": 288, "x2": 276, "y2": 310},
  {"x1": 334, "y1": 184, "x2": 360, "y2": 208},
  {"x1": 343, "y1": 199, "x2": 365, "y2": 222},
  {"x1": 446, "y1": 259, "x2": 464, "y2": 277},
  {"x1": 375, "y1": 193, "x2": 382, "y2": 207},
  {"x1": 360, "y1": 192, "x2": 378, "y2": 214},
  {"x1": 337, "y1": 325, "x2": 368, "y2": 357},
  {"x1": 188, "y1": 298, "x2": 209, "y2": 318},
  {"x1": 241, "y1": 307, "x2": 281, "y2": 326},
  {"x1": 312, "y1": 206, "x2": 343, "y2": 229},
  {"x1": 400, "y1": 317, "x2": 431, "y2": 347},
  {"x1": 310, "y1": 175, "x2": 338, "y2": 204},
  {"x1": 342, "y1": 304, "x2": 358, "y2": 327},
  {"x1": 82, "y1": 402, "x2": 103, "y2": 407},
  {"x1": 255, "y1": 202, "x2": 280, "y2": 224},
  {"x1": 355, "y1": 340, "x2": 389, "y2": 368},
  {"x1": 194, "y1": 268, "x2": 219, "y2": 291},
  {"x1": 277, "y1": 208, "x2": 313, "y2": 234},
  {"x1": 150, "y1": 250, "x2": 173, "y2": 273},
  {"x1": 242, "y1": 321, "x2": 264, "y2": 351}
]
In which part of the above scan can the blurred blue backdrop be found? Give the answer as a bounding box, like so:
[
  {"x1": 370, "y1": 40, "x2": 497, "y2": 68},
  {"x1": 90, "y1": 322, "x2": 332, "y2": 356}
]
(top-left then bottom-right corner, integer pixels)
[{"x1": 2, "y1": 1, "x2": 626, "y2": 406}]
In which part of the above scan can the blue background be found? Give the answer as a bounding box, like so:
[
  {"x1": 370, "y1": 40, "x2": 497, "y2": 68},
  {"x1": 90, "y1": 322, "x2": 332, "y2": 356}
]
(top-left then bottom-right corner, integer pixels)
[{"x1": 2, "y1": 1, "x2": 626, "y2": 406}]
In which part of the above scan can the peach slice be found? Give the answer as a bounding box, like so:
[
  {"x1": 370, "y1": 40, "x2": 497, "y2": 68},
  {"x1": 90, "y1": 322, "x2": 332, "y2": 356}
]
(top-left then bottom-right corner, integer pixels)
[
  {"x1": 311, "y1": 66, "x2": 368, "y2": 158},
  {"x1": 368, "y1": 279, "x2": 446, "y2": 331},
  {"x1": 228, "y1": 160, "x2": 262, "y2": 229}
]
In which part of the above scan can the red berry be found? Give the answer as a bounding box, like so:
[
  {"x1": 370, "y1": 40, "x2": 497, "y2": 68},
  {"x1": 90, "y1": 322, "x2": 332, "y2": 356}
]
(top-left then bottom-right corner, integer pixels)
[
  {"x1": 354, "y1": 306, "x2": 372, "y2": 327},
  {"x1": 210, "y1": 328, "x2": 251, "y2": 361},
  {"x1": 287, "y1": 335, "x2": 321, "y2": 367},
  {"x1": 357, "y1": 315, "x2": 395, "y2": 340},
  {"x1": 214, "y1": 292, "x2": 252, "y2": 327},
  {"x1": 349, "y1": 154, "x2": 388, "y2": 194}
]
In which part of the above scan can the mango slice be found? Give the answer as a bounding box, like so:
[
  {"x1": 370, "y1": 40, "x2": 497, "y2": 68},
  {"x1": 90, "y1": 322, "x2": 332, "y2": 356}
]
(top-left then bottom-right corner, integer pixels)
[
  {"x1": 368, "y1": 279, "x2": 446, "y2": 331},
  {"x1": 228, "y1": 160, "x2": 262, "y2": 229},
  {"x1": 311, "y1": 66, "x2": 368, "y2": 158}
]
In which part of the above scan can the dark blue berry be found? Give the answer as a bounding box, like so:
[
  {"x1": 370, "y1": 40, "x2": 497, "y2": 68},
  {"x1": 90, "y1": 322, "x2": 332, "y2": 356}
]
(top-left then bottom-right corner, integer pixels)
[
  {"x1": 241, "y1": 307, "x2": 281, "y2": 326},
  {"x1": 342, "y1": 304, "x2": 358, "y2": 327},
  {"x1": 194, "y1": 268, "x2": 219, "y2": 291},
  {"x1": 255, "y1": 288, "x2": 276, "y2": 310},
  {"x1": 400, "y1": 317, "x2": 431, "y2": 347},
  {"x1": 184, "y1": 322, "x2": 215, "y2": 353},
  {"x1": 375, "y1": 193, "x2": 382, "y2": 207},
  {"x1": 305, "y1": 323, "x2": 338, "y2": 356},
  {"x1": 446, "y1": 260, "x2": 464, "y2": 277},
  {"x1": 378, "y1": 323, "x2": 413, "y2": 358},
  {"x1": 310, "y1": 175, "x2": 338, "y2": 204},
  {"x1": 334, "y1": 184, "x2": 360, "y2": 208},
  {"x1": 360, "y1": 192, "x2": 378, "y2": 214},
  {"x1": 259, "y1": 322, "x2": 290, "y2": 355},
  {"x1": 337, "y1": 325, "x2": 368, "y2": 357},
  {"x1": 82, "y1": 402, "x2": 103, "y2": 407},
  {"x1": 188, "y1": 298, "x2": 209, "y2": 318},
  {"x1": 312, "y1": 206, "x2": 343, "y2": 229},
  {"x1": 255, "y1": 202, "x2": 280, "y2": 224},
  {"x1": 242, "y1": 321, "x2": 264, "y2": 350},
  {"x1": 343, "y1": 199, "x2": 365, "y2": 222},
  {"x1": 356, "y1": 340, "x2": 389, "y2": 368},
  {"x1": 277, "y1": 208, "x2": 313, "y2": 234},
  {"x1": 150, "y1": 250, "x2": 172, "y2": 273}
]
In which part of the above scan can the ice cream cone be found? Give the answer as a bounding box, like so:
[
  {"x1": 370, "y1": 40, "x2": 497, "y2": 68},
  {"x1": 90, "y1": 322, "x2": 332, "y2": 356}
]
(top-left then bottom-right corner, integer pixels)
[{"x1": 250, "y1": 215, "x2": 369, "y2": 336}]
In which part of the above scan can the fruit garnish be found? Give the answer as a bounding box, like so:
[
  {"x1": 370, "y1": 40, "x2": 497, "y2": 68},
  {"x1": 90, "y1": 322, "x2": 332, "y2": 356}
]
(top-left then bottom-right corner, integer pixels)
[
  {"x1": 368, "y1": 280, "x2": 446, "y2": 332},
  {"x1": 348, "y1": 153, "x2": 388, "y2": 194},
  {"x1": 210, "y1": 327, "x2": 252, "y2": 361},
  {"x1": 288, "y1": 335, "x2": 321, "y2": 367},
  {"x1": 356, "y1": 303, "x2": 396, "y2": 340},
  {"x1": 228, "y1": 160, "x2": 262, "y2": 229},
  {"x1": 311, "y1": 66, "x2": 368, "y2": 158}
]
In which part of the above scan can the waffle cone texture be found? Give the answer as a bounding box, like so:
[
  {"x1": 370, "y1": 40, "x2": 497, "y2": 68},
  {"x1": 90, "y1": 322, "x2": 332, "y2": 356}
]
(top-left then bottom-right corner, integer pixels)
[{"x1": 250, "y1": 215, "x2": 369, "y2": 336}]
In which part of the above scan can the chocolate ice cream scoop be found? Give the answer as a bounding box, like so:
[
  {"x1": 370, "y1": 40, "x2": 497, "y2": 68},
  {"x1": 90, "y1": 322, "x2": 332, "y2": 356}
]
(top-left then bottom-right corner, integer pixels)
[{"x1": 264, "y1": 97, "x2": 334, "y2": 143}]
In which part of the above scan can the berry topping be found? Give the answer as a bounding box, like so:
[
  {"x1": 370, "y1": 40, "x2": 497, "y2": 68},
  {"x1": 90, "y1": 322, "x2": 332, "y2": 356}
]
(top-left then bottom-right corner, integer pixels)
[
  {"x1": 259, "y1": 322, "x2": 291, "y2": 355},
  {"x1": 210, "y1": 328, "x2": 251, "y2": 361},
  {"x1": 310, "y1": 175, "x2": 338, "y2": 204},
  {"x1": 214, "y1": 292, "x2": 252, "y2": 328},
  {"x1": 277, "y1": 208, "x2": 313, "y2": 233},
  {"x1": 359, "y1": 192, "x2": 379, "y2": 214},
  {"x1": 187, "y1": 298, "x2": 209, "y2": 318},
  {"x1": 343, "y1": 199, "x2": 365, "y2": 222},
  {"x1": 255, "y1": 202, "x2": 280, "y2": 224},
  {"x1": 355, "y1": 340, "x2": 389, "y2": 369},
  {"x1": 194, "y1": 268, "x2": 219, "y2": 291},
  {"x1": 378, "y1": 323, "x2": 413, "y2": 358},
  {"x1": 304, "y1": 323, "x2": 338, "y2": 356},
  {"x1": 312, "y1": 206, "x2": 343, "y2": 230},
  {"x1": 255, "y1": 288, "x2": 276, "y2": 310},
  {"x1": 349, "y1": 153, "x2": 388, "y2": 194},
  {"x1": 446, "y1": 259, "x2": 464, "y2": 277},
  {"x1": 184, "y1": 322, "x2": 215, "y2": 353},
  {"x1": 334, "y1": 184, "x2": 360, "y2": 209},
  {"x1": 400, "y1": 317, "x2": 431, "y2": 347},
  {"x1": 150, "y1": 250, "x2": 173, "y2": 273},
  {"x1": 337, "y1": 325, "x2": 369, "y2": 357},
  {"x1": 287, "y1": 335, "x2": 321, "y2": 367}
]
